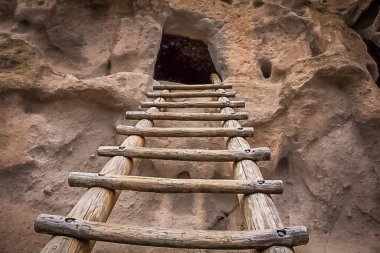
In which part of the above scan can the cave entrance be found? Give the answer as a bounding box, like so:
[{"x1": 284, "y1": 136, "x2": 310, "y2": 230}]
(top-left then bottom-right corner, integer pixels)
[{"x1": 154, "y1": 34, "x2": 217, "y2": 84}]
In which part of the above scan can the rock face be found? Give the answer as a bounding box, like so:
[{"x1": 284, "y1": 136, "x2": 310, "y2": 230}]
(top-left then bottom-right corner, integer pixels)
[{"x1": 0, "y1": 1, "x2": 379, "y2": 253}]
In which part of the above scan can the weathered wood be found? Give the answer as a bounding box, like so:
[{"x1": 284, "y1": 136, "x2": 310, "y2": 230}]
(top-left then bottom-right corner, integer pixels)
[
  {"x1": 126, "y1": 111, "x2": 248, "y2": 121},
  {"x1": 146, "y1": 91, "x2": 235, "y2": 98},
  {"x1": 116, "y1": 125, "x2": 254, "y2": 137},
  {"x1": 140, "y1": 100, "x2": 245, "y2": 108},
  {"x1": 68, "y1": 173, "x2": 284, "y2": 194},
  {"x1": 97, "y1": 146, "x2": 271, "y2": 162},
  {"x1": 39, "y1": 95, "x2": 167, "y2": 253},
  {"x1": 211, "y1": 73, "x2": 297, "y2": 253},
  {"x1": 35, "y1": 214, "x2": 309, "y2": 249},
  {"x1": 153, "y1": 84, "x2": 233, "y2": 90}
]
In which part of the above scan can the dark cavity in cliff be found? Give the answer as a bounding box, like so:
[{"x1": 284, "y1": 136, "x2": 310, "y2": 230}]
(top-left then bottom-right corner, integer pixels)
[
  {"x1": 352, "y1": 1, "x2": 380, "y2": 87},
  {"x1": 154, "y1": 34, "x2": 217, "y2": 84}
]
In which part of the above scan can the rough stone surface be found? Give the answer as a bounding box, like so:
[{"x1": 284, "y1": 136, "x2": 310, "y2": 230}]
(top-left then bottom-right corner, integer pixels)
[{"x1": 0, "y1": 1, "x2": 379, "y2": 253}]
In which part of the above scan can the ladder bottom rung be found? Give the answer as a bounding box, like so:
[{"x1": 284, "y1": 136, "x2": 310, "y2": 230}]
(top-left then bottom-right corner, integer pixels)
[
  {"x1": 116, "y1": 126, "x2": 254, "y2": 137},
  {"x1": 35, "y1": 214, "x2": 309, "y2": 249},
  {"x1": 68, "y1": 172, "x2": 283, "y2": 194}
]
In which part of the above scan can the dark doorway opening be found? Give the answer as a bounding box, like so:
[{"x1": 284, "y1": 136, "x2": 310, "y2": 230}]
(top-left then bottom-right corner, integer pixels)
[
  {"x1": 351, "y1": 1, "x2": 380, "y2": 88},
  {"x1": 154, "y1": 34, "x2": 218, "y2": 84},
  {"x1": 365, "y1": 40, "x2": 380, "y2": 87}
]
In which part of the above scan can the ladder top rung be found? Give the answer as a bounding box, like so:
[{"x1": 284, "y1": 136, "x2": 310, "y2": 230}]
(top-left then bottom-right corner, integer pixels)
[
  {"x1": 116, "y1": 126, "x2": 254, "y2": 137},
  {"x1": 35, "y1": 214, "x2": 309, "y2": 249},
  {"x1": 146, "y1": 91, "x2": 236, "y2": 98},
  {"x1": 68, "y1": 172, "x2": 283, "y2": 194},
  {"x1": 125, "y1": 111, "x2": 248, "y2": 121},
  {"x1": 97, "y1": 146, "x2": 271, "y2": 162},
  {"x1": 153, "y1": 84, "x2": 233, "y2": 90}
]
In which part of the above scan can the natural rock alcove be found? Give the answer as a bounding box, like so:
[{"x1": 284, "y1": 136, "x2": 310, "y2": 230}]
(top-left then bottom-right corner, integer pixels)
[
  {"x1": 153, "y1": 34, "x2": 218, "y2": 84},
  {"x1": 351, "y1": 0, "x2": 380, "y2": 87},
  {"x1": 365, "y1": 40, "x2": 380, "y2": 87}
]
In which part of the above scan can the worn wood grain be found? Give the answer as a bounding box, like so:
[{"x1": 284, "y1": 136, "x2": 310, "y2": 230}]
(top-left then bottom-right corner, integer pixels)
[
  {"x1": 35, "y1": 214, "x2": 309, "y2": 249},
  {"x1": 146, "y1": 91, "x2": 235, "y2": 98},
  {"x1": 116, "y1": 125, "x2": 254, "y2": 137},
  {"x1": 140, "y1": 100, "x2": 245, "y2": 108},
  {"x1": 153, "y1": 83, "x2": 232, "y2": 90},
  {"x1": 211, "y1": 73, "x2": 297, "y2": 253},
  {"x1": 39, "y1": 95, "x2": 166, "y2": 253},
  {"x1": 68, "y1": 173, "x2": 284, "y2": 194},
  {"x1": 126, "y1": 111, "x2": 248, "y2": 121},
  {"x1": 97, "y1": 146, "x2": 271, "y2": 162}
]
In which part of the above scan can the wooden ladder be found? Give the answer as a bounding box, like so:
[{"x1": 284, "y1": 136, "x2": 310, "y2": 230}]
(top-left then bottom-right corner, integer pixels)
[{"x1": 35, "y1": 74, "x2": 309, "y2": 252}]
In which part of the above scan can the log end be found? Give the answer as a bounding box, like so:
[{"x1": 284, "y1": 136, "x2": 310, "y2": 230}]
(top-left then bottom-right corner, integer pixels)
[
  {"x1": 284, "y1": 226, "x2": 309, "y2": 246},
  {"x1": 258, "y1": 147, "x2": 271, "y2": 160},
  {"x1": 34, "y1": 214, "x2": 64, "y2": 234}
]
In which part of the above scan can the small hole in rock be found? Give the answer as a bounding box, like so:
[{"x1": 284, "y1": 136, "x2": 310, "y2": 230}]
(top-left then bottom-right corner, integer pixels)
[
  {"x1": 19, "y1": 20, "x2": 30, "y2": 27},
  {"x1": 293, "y1": 134, "x2": 299, "y2": 143},
  {"x1": 177, "y1": 171, "x2": 191, "y2": 179},
  {"x1": 259, "y1": 58, "x2": 272, "y2": 79},
  {"x1": 309, "y1": 39, "x2": 323, "y2": 57},
  {"x1": 253, "y1": 0, "x2": 264, "y2": 8},
  {"x1": 106, "y1": 60, "x2": 111, "y2": 75},
  {"x1": 37, "y1": 1, "x2": 45, "y2": 6}
]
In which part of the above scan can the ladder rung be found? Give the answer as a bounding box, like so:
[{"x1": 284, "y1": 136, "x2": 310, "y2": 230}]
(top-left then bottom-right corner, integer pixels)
[
  {"x1": 126, "y1": 111, "x2": 248, "y2": 121},
  {"x1": 140, "y1": 101, "x2": 245, "y2": 108},
  {"x1": 116, "y1": 126, "x2": 254, "y2": 137},
  {"x1": 153, "y1": 84, "x2": 233, "y2": 90},
  {"x1": 146, "y1": 91, "x2": 235, "y2": 98},
  {"x1": 68, "y1": 173, "x2": 283, "y2": 194},
  {"x1": 97, "y1": 146, "x2": 270, "y2": 161},
  {"x1": 35, "y1": 214, "x2": 309, "y2": 249}
]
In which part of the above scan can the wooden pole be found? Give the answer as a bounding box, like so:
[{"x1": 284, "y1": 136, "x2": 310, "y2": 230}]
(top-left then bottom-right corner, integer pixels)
[
  {"x1": 126, "y1": 111, "x2": 248, "y2": 121},
  {"x1": 211, "y1": 74, "x2": 297, "y2": 253},
  {"x1": 146, "y1": 91, "x2": 235, "y2": 98},
  {"x1": 116, "y1": 125, "x2": 254, "y2": 137},
  {"x1": 39, "y1": 95, "x2": 166, "y2": 253},
  {"x1": 35, "y1": 214, "x2": 309, "y2": 249},
  {"x1": 68, "y1": 173, "x2": 284, "y2": 194},
  {"x1": 140, "y1": 101, "x2": 245, "y2": 108},
  {"x1": 97, "y1": 146, "x2": 271, "y2": 162},
  {"x1": 153, "y1": 83, "x2": 233, "y2": 90}
]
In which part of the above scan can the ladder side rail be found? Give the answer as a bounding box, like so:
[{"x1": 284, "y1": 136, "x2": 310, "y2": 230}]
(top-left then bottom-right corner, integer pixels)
[
  {"x1": 40, "y1": 93, "x2": 168, "y2": 253},
  {"x1": 210, "y1": 74, "x2": 295, "y2": 253}
]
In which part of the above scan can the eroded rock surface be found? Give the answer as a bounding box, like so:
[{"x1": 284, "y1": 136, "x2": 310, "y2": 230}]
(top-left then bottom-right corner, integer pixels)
[{"x1": 0, "y1": 1, "x2": 379, "y2": 253}]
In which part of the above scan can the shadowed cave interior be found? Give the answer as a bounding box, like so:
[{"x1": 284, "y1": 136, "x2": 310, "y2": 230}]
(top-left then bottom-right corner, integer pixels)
[
  {"x1": 352, "y1": 0, "x2": 380, "y2": 87},
  {"x1": 154, "y1": 34, "x2": 218, "y2": 84}
]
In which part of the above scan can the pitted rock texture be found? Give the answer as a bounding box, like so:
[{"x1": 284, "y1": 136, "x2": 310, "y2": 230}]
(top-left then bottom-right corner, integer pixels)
[{"x1": 0, "y1": 1, "x2": 379, "y2": 253}]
